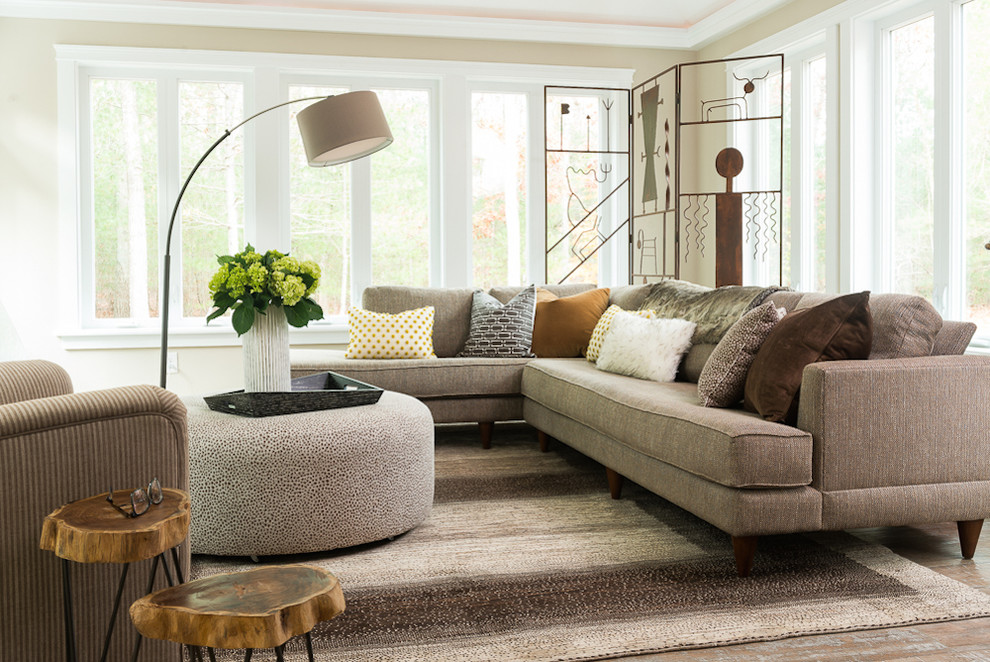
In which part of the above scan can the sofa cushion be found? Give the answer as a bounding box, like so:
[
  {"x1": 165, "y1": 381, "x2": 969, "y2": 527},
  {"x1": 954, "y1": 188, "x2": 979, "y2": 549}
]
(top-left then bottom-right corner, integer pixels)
[
  {"x1": 522, "y1": 359, "x2": 812, "y2": 489},
  {"x1": 768, "y1": 291, "x2": 942, "y2": 360},
  {"x1": 638, "y1": 279, "x2": 782, "y2": 345},
  {"x1": 489, "y1": 283, "x2": 595, "y2": 304},
  {"x1": 698, "y1": 302, "x2": 783, "y2": 408},
  {"x1": 745, "y1": 292, "x2": 873, "y2": 424},
  {"x1": 362, "y1": 286, "x2": 474, "y2": 358},
  {"x1": 292, "y1": 349, "x2": 530, "y2": 399},
  {"x1": 596, "y1": 313, "x2": 695, "y2": 382},
  {"x1": 586, "y1": 305, "x2": 656, "y2": 363},
  {"x1": 459, "y1": 286, "x2": 537, "y2": 358},
  {"x1": 532, "y1": 287, "x2": 610, "y2": 358},
  {"x1": 608, "y1": 284, "x2": 652, "y2": 310},
  {"x1": 344, "y1": 306, "x2": 437, "y2": 359}
]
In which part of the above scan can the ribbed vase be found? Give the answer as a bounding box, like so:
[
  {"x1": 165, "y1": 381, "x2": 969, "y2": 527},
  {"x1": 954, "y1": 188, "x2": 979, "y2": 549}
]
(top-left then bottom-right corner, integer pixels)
[{"x1": 242, "y1": 305, "x2": 291, "y2": 392}]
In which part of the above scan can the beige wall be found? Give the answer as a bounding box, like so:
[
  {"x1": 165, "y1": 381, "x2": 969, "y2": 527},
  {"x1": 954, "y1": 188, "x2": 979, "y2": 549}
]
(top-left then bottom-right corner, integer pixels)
[
  {"x1": 0, "y1": 16, "x2": 687, "y2": 395},
  {"x1": 698, "y1": 0, "x2": 846, "y2": 60}
]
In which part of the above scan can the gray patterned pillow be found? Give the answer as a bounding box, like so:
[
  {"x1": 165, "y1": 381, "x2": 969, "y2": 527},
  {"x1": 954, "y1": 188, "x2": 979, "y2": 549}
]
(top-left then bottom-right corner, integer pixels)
[
  {"x1": 458, "y1": 284, "x2": 537, "y2": 357},
  {"x1": 697, "y1": 302, "x2": 783, "y2": 408}
]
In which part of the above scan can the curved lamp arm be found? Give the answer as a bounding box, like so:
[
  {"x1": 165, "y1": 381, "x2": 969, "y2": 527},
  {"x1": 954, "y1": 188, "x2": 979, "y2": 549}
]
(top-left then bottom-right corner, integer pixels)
[{"x1": 158, "y1": 92, "x2": 393, "y2": 388}]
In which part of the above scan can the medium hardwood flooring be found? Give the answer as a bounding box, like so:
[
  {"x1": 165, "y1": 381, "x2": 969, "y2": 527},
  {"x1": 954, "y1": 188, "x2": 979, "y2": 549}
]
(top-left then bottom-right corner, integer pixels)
[{"x1": 622, "y1": 523, "x2": 990, "y2": 660}]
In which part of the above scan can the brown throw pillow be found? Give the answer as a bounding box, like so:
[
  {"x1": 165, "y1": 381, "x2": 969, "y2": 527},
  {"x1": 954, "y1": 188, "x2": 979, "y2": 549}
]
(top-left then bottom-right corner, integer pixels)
[
  {"x1": 531, "y1": 288, "x2": 610, "y2": 358},
  {"x1": 698, "y1": 302, "x2": 783, "y2": 408},
  {"x1": 744, "y1": 292, "x2": 873, "y2": 424}
]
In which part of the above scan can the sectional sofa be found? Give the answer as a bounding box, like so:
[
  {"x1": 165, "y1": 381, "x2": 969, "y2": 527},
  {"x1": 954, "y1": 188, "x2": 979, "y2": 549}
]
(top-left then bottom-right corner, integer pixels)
[{"x1": 291, "y1": 283, "x2": 990, "y2": 576}]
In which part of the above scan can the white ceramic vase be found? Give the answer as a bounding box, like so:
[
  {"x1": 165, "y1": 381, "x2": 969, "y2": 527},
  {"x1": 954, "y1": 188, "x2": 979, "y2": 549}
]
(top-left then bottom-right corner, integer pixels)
[{"x1": 241, "y1": 305, "x2": 291, "y2": 392}]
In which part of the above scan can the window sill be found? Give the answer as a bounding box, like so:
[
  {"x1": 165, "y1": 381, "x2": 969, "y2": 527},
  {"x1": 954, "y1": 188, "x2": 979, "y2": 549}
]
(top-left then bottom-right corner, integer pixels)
[{"x1": 58, "y1": 324, "x2": 349, "y2": 350}]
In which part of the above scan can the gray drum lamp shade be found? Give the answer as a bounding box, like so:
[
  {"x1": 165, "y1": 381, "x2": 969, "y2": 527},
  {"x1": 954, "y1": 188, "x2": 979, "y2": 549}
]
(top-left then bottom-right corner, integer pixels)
[{"x1": 296, "y1": 90, "x2": 394, "y2": 166}]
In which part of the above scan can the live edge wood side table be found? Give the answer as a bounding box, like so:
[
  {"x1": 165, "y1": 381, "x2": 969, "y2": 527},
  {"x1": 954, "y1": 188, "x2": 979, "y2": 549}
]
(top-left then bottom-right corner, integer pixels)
[
  {"x1": 130, "y1": 565, "x2": 346, "y2": 662},
  {"x1": 40, "y1": 488, "x2": 191, "y2": 662}
]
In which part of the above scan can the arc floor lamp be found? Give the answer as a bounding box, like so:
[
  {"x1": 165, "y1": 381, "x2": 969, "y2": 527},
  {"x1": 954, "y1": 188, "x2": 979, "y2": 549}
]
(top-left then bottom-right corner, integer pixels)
[{"x1": 158, "y1": 90, "x2": 393, "y2": 388}]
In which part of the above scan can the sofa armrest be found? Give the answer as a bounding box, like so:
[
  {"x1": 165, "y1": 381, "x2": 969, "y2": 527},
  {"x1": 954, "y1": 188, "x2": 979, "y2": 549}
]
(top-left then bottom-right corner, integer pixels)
[
  {"x1": 0, "y1": 385, "x2": 188, "y2": 660},
  {"x1": 0, "y1": 360, "x2": 73, "y2": 405},
  {"x1": 797, "y1": 355, "x2": 990, "y2": 492}
]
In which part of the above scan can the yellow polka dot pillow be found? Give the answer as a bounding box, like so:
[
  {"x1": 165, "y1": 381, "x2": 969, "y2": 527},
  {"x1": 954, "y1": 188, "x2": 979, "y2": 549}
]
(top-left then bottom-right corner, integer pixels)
[
  {"x1": 586, "y1": 305, "x2": 657, "y2": 363},
  {"x1": 345, "y1": 306, "x2": 438, "y2": 359}
]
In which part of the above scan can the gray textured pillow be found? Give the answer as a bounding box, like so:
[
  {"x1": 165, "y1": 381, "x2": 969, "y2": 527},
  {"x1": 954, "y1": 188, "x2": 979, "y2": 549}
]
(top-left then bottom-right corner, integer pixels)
[
  {"x1": 458, "y1": 284, "x2": 537, "y2": 357},
  {"x1": 698, "y1": 302, "x2": 783, "y2": 408}
]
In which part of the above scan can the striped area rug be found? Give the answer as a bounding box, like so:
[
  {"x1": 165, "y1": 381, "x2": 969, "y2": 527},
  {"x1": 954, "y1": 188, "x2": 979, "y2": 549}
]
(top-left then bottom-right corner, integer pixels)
[{"x1": 191, "y1": 424, "x2": 990, "y2": 661}]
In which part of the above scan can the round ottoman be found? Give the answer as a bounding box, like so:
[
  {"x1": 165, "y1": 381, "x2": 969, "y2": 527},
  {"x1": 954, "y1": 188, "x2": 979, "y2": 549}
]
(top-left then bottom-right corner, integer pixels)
[{"x1": 183, "y1": 391, "x2": 434, "y2": 556}]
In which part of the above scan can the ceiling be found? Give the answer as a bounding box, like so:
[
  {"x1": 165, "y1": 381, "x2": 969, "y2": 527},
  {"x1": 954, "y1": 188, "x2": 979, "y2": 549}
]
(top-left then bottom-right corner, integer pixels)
[
  {"x1": 165, "y1": 0, "x2": 739, "y2": 29},
  {"x1": 1, "y1": 0, "x2": 793, "y2": 48}
]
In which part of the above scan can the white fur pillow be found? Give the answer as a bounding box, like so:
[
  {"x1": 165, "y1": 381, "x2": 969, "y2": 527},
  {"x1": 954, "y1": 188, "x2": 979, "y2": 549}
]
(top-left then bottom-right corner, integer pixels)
[{"x1": 595, "y1": 310, "x2": 696, "y2": 382}]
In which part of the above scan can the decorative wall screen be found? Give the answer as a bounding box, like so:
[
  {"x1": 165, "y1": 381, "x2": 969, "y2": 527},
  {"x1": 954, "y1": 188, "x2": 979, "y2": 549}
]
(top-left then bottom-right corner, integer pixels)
[
  {"x1": 544, "y1": 86, "x2": 631, "y2": 285},
  {"x1": 547, "y1": 55, "x2": 784, "y2": 287}
]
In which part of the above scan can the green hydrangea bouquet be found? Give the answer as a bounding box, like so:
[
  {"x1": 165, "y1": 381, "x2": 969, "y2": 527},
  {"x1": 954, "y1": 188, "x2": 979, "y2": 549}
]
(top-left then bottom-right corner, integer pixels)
[{"x1": 206, "y1": 244, "x2": 324, "y2": 336}]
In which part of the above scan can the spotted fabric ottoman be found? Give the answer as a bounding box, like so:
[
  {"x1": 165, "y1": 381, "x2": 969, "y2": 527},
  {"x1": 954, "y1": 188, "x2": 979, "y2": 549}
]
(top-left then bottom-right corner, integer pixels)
[{"x1": 183, "y1": 391, "x2": 434, "y2": 556}]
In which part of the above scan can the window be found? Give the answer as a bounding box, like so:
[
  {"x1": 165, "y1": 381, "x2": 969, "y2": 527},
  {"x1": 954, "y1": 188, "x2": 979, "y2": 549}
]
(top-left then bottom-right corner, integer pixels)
[
  {"x1": 60, "y1": 47, "x2": 632, "y2": 346},
  {"x1": 883, "y1": 14, "x2": 935, "y2": 300},
  {"x1": 963, "y1": 0, "x2": 990, "y2": 332},
  {"x1": 472, "y1": 92, "x2": 528, "y2": 289},
  {"x1": 89, "y1": 77, "x2": 159, "y2": 322}
]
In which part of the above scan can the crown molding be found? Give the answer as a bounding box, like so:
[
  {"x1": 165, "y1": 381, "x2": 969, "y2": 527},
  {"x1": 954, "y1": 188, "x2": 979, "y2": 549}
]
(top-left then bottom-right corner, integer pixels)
[
  {"x1": 0, "y1": 0, "x2": 699, "y2": 49},
  {"x1": 0, "y1": 0, "x2": 806, "y2": 50},
  {"x1": 686, "y1": 0, "x2": 794, "y2": 49}
]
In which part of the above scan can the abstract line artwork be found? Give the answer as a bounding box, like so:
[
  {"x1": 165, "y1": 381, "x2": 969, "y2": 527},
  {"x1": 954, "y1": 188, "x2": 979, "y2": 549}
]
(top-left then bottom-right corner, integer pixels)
[
  {"x1": 544, "y1": 87, "x2": 631, "y2": 284},
  {"x1": 700, "y1": 71, "x2": 771, "y2": 122},
  {"x1": 743, "y1": 192, "x2": 781, "y2": 261},
  {"x1": 640, "y1": 85, "x2": 660, "y2": 208},
  {"x1": 680, "y1": 194, "x2": 711, "y2": 262}
]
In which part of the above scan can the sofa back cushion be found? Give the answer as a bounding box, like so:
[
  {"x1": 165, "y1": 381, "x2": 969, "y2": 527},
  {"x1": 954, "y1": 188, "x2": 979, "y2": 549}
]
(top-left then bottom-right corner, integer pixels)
[
  {"x1": 932, "y1": 320, "x2": 977, "y2": 356},
  {"x1": 488, "y1": 283, "x2": 595, "y2": 304},
  {"x1": 362, "y1": 287, "x2": 474, "y2": 358},
  {"x1": 608, "y1": 284, "x2": 651, "y2": 310},
  {"x1": 768, "y1": 291, "x2": 943, "y2": 359}
]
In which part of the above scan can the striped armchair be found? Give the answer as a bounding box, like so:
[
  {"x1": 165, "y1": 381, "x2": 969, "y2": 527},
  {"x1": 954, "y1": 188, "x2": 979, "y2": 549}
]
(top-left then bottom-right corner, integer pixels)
[{"x1": 0, "y1": 360, "x2": 188, "y2": 661}]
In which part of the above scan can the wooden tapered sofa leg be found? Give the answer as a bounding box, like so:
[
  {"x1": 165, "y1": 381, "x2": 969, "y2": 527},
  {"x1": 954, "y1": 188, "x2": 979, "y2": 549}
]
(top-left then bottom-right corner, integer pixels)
[
  {"x1": 479, "y1": 422, "x2": 494, "y2": 450},
  {"x1": 731, "y1": 536, "x2": 758, "y2": 577},
  {"x1": 605, "y1": 468, "x2": 624, "y2": 500},
  {"x1": 537, "y1": 430, "x2": 550, "y2": 453},
  {"x1": 958, "y1": 519, "x2": 984, "y2": 559}
]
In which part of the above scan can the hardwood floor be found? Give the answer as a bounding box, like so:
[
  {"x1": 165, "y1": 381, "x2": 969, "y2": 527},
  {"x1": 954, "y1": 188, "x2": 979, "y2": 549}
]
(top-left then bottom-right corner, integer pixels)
[{"x1": 622, "y1": 522, "x2": 990, "y2": 661}]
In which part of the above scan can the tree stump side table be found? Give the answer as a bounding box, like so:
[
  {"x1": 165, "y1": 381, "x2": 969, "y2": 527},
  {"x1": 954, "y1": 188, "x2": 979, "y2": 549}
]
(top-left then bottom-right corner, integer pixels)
[
  {"x1": 129, "y1": 564, "x2": 345, "y2": 662},
  {"x1": 40, "y1": 488, "x2": 191, "y2": 662}
]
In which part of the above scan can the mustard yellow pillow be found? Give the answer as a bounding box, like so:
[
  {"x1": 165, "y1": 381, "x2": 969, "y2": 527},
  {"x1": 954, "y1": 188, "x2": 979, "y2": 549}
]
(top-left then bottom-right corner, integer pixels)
[
  {"x1": 345, "y1": 306, "x2": 437, "y2": 359},
  {"x1": 586, "y1": 305, "x2": 656, "y2": 363}
]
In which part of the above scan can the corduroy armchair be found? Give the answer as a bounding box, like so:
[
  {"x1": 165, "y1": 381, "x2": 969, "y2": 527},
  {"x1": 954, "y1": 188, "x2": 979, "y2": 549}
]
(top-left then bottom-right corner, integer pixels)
[{"x1": 0, "y1": 360, "x2": 188, "y2": 661}]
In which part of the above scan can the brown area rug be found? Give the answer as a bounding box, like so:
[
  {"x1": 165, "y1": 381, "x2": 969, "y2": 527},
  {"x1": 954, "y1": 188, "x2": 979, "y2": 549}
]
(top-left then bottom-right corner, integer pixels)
[{"x1": 191, "y1": 424, "x2": 990, "y2": 661}]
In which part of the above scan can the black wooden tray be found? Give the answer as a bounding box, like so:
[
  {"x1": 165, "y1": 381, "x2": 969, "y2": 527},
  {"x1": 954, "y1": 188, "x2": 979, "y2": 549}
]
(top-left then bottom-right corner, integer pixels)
[{"x1": 204, "y1": 372, "x2": 383, "y2": 417}]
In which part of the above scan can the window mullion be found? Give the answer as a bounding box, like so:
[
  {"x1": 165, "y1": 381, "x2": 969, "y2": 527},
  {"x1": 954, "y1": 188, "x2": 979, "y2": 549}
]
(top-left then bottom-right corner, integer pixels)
[
  {"x1": 527, "y1": 85, "x2": 547, "y2": 287},
  {"x1": 934, "y1": 0, "x2": 964, "y2": 319},
  {"x1": 440, "y1": 74, "x2": 471, "y2": 287},
  {"x1": 351, "y1": 159, "x2": 373, "y2": 304}
]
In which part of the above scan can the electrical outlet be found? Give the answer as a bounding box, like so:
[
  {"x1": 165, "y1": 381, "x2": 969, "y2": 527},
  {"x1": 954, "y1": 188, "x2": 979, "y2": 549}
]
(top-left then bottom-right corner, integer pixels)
[{"x1": 166, "y1": 351, "x2": 179, "y2": 374}]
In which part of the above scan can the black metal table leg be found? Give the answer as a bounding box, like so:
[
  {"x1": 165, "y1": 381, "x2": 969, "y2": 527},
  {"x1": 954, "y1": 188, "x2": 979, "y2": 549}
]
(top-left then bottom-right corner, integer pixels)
[
  {"x1": 243, "y1": 648, "x2": 253, "y2": 661},
  {"x1": 305, "y1": 632, "x2": 315, "y2": 662},
  {"x1": 98, "y1": 562, "x2": 130, "y2": 662},
  {"x1": 274, "y1": 643, "x2": 285, "y2": 662},
  {"x1": 159, "y1": 552, "x2": 175, "y2": 587},
  {"x1": 130, "y1": 554, "x2": 160, "y2": 662},
  {"x1": 61, "y1": 559, "x2": 77, "y2": 662},
  {"x1": 171, "y1": 545, "x2": 185, "y2": 585}
]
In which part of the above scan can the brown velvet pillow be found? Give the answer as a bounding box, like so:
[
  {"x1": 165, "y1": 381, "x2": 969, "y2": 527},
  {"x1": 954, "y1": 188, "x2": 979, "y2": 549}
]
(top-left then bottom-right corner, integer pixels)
[
  {"x1": 531, "y1": 288, "x2": 610, "y2": 358},
  {"x1": 744, "y1": 292, "x2": 873, "y2": 424}
]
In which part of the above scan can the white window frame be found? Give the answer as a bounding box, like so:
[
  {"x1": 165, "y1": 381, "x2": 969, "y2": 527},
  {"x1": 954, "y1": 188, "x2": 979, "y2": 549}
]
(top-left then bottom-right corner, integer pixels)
[{"x1": 55, "y1": 46, "x2": 633, "y2": 349}]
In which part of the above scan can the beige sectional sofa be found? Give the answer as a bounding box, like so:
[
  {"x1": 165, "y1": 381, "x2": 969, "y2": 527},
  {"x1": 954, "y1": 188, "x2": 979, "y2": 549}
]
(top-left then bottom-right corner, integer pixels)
[{"x1": 291, "y1": 283, "x2": 990, "y2": 576}]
